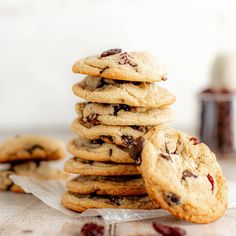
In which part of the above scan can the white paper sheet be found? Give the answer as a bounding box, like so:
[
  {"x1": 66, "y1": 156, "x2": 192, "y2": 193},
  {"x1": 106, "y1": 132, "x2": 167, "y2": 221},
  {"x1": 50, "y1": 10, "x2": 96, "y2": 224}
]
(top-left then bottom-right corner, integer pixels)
[{"x1": 10, "y1": 175, "x2": 236, "y2": 224}]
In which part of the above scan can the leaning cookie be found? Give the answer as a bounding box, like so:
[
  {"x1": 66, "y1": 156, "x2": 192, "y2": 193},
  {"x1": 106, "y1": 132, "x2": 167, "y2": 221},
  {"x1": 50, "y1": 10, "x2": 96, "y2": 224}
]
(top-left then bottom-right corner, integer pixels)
[
  {"x1": 72, "y1": 76, "x2": 175, "y2": 108},
  {"x1": 61, "y1": 192, "x2": 159, "y2": 212},
  {"x1": 76, "y1": 102, "x2": 175, "y2": 126},
  {"x1": 0, "y1": 135, "x2": 66, "y2": 163},
  {"x1": 67, "y1": 175, "x2": 146, "y2": 196},
  {"x1": 0, "y1": 161, "x2": 68, "y2": 193},
  {"x1": 67, "y1": 137, "x2": 134, "y2": 163},
  {"x1": 64, "y1": 157, "x2": 139, "y2": 176},
  {"x1": 72, "y1": 49, "x2": 167, "y2": 82},
  {"x1": 129, "y1": 126, "x2": 228, "y2": 224},
  {"x1": 71, "y1": 118, "x2": 150, "y2": 148}
]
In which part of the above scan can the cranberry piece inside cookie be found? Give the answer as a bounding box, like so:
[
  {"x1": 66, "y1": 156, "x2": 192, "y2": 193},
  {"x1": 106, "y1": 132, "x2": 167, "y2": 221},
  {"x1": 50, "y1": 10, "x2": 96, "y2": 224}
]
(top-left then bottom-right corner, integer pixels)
[
  {"x1": 113, "y1": 104, "x2": 131, "y2": 116},
  {"x1": 190, "y1": 136, "x2": 200, "y2": 145},
  {"x1": 100, "y1": 48, "x2": 122, "y2": 57},
  {"x1": 129, "y1": 137, "x2": 144, "y2": 165},
  {"x1": 119, "y1": 52, "x2": 130, "y2": 65},
  {"x1": 207, "y1": 174, "x2": 214, "y2": 192}
]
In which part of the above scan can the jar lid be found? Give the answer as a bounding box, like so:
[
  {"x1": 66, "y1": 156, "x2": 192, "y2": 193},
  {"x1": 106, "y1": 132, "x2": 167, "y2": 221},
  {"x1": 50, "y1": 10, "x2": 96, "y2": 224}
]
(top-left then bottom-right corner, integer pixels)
[{"x1": 210, "y1": 53, "x2": 236, "y2": 91}]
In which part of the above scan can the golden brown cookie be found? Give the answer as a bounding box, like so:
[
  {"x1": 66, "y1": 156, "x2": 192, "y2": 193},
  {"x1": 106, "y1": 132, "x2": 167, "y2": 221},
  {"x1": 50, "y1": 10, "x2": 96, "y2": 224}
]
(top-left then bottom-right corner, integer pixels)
[
  {"x1": 0, "y1": 135, "x2": 66, "y2": 163},
  {"x1": 71, "y1": 118, "x2": 150, "y2": 148},
  {"x1": 64, "y1": 157, "x2": 139, "y2": 176},
  {"x1": 67, "y1": 175, "x2": 146, "y2": 196},
  {"x1": 67, "y1": 138, "x2": 134, "y2": 163},
  {"x1": 0, "y1": 170, "x2": 24, "y2": 193},
  {"x1": 76, "y1": 102, "x2": 175, "y2": 126},
  {"x1": 72, "y1": 76, "x2": 175, "y2": 108},
  {"x1": 0, "y1": 161, "x2": 68, "y2": 193},
  {"x1": 61, "y1": 192, "x2": 159, "y2": 212},
  {"x1": 129, "y1": 126, "x2": 228, "y2": 224},
  {"x1": 72, "y1": 49, "x2": 167, "y2": 82}
]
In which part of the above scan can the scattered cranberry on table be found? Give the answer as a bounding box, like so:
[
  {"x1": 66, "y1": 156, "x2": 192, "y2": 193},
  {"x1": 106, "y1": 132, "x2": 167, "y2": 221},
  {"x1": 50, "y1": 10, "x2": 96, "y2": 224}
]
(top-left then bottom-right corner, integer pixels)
[
  {"x1": 153, "y1": 223, "x2": 186, "y2": 236},
  {"x1": 81, "y1": 222, "x2": 104, "y2": 236}
]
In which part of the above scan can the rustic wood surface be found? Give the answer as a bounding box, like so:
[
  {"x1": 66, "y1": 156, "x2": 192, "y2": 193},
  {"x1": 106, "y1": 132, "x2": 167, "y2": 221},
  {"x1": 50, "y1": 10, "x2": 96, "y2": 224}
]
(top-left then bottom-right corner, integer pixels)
[{"x1": 0, "y1": 132, "x2": 236, "y2": 236}]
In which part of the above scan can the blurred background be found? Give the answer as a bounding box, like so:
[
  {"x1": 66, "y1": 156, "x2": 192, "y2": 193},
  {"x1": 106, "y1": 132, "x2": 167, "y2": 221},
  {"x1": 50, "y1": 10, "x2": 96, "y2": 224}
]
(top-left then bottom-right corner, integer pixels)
[{"x1": 1, "y1": 0, "x2": 236, "y2": 137}]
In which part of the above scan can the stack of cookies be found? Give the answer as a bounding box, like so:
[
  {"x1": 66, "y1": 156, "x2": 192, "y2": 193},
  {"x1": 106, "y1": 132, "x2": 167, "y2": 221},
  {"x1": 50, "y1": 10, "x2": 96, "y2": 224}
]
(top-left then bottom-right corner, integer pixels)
[
  {"x1": 0, "y1": 135, "x2": 66, "y2": 193},
  {"x1": 62, "y1": 49, "x2": 176, "y2": 212}
]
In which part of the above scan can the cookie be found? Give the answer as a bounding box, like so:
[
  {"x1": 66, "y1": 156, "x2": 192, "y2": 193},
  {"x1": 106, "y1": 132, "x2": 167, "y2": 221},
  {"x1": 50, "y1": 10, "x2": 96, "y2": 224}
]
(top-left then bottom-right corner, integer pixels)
[
  {"x1": 64, "y1": 157, "x2": 139, "y2": 176},
  {"x1": 67, "y1": 137, "x2": 134, "y2": 163},
  {"x1": 0, "y1": 135, "x2": 66, "y2": 163},
  {"x1": 67, "y1": 175, "x2": 146, "y2": 196},
  {"x1": 0, "y1": 161, "x2": 68, "y2": 193},
  {"x1": 8, "y1": 160, "x2": 68, "y2": 179},
  {"x1": 71, "y1": 118, "x2": 150, "y2": 148},
  {"x1": 72, "y1": 76, "x2": 175, "y2": 108},
  {"x1": 129, "y1": 126, "x2": 228, "y2": 224},
  {"x1": 72, "y1": 49, "x2": 167, "y2": 82},
  {"x1": 61, "y1": 192, "x2": 159, "y2": 212},
  {"x1": 76, "y1": 102, "x2": 174, "y2": 126}
]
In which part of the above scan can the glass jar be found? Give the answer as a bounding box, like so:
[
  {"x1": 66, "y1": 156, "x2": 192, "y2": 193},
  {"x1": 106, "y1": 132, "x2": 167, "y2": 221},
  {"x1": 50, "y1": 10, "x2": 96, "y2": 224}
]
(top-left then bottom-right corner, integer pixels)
[{"x1": 199, "y1": 89, "x2": 236, "y2": 156}]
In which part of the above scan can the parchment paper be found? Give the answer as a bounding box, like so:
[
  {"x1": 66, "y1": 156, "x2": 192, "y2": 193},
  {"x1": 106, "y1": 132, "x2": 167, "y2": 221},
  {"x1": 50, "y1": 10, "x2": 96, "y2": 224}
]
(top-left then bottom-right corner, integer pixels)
[{"x1": 10, "y1": 175, "x2": 236, "y2": 224}]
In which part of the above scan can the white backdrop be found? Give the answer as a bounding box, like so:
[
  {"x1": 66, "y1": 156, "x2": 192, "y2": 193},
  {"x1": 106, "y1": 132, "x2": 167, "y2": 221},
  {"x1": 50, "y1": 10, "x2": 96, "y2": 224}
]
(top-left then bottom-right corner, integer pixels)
[{"x1": 1, "y1": 0, "x2": 236, "y2": 133}]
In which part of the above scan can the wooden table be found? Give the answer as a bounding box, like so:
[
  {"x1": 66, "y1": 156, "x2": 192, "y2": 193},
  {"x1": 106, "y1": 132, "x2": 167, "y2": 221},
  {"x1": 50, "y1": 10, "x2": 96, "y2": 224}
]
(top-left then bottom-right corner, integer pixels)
[{"x1": 0, "y1": 132, "x2": 236, "y2": 236}]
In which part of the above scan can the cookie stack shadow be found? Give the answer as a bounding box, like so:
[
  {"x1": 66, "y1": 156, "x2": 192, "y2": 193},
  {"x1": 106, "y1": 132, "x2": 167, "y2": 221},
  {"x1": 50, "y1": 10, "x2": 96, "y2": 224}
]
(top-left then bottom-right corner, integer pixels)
[{"x1": 62, "y1": 49, "x2": 176, "y2": 212}]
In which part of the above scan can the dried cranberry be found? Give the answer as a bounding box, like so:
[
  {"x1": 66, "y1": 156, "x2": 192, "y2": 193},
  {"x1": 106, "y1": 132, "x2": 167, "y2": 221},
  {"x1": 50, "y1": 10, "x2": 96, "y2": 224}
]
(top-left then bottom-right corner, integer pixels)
[
  {"x1": 160, "y1": 153, "x2": 172, "y2": 161},
  {"x1": 96, "y1": 78, "x2": 109, "y2": 89},
  {"x1": 221, "y1": 88, "x2": 231, "y2": 94},
  {"x1": 6, "y1": 178, "x2": 14, "y2": 191},
  {"x1": 100, "y1": 48, "x2": 122, "y2": 58},
  {"x1": 113, "y1": 104, "x2": 131, "y2": 116},
  {"x1": 130, "y1": 63, "x2": 138, "y2": 69},
  {"x1": 22, "y1": 230, "x2": 33, "y2": 234},
  {"x1": 26, "y1": 145, "x2": 44, "y2": 154},
  {"x1": 202, "y1": 88, "x2": 215, "y2": 94},
  {"x1": 207, "y1": 174, "x2": 214, "y2": 191},
  {"x1": 131, "y1": 125, "x2": 143, "y2": 132},
  {"x1": 121, "y1": 135, "x2": 134, "y2": 148},
  {"x1": 190, "y1": 137, "x2": 200, "y2": 145},
  {"x1": 108, "y1": 196, "x2": 123, "y2": 206},
  {"x1": 165, "y1": 192, "x2": 181, "y2": 205},
  {"x1": 162, "y1": 77, "x2": 168, "y2": 81},
  {"x1": 81, "y1": 223, "x2": 104, "y2": 236},
  {"x1": 129, "y1": 137, "x2": 144, "y2": 165},
  {"x1": 91, "y1": 139, "x2": 104, "y2": 145},
  {"x1": 109, "y1": 149, "x2": 113, "y2": 156},
  {"x1": 99, "y1": 66, "x2": 109, "y2": 75},
  {"x1": 182, "y1": 170, "x2": 197, "y2": 180},
  {"x1": 132, "y1": 82, "x2": 142, "y2": 86},
  {"x1": 34, "y1": 160, "x2": 41, "y2": 167},
  {"x1": 119, "y1": 52, "x2": 130, "y2": 65},
  {"x1": 153, "y1": 223, "x2": 186, "y2": 236},
  {"x1": 87, "y1": 113, "x2": 99, "y2": 125}
]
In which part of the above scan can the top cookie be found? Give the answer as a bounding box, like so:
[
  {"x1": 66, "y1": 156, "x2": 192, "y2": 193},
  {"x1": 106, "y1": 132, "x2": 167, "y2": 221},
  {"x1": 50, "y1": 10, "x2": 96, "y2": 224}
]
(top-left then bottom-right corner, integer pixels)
[
  {"x1": 0, "y1": 135, "x2": 66, "y2": 163},
  {"x1": 72, "y1": 49, "x2": 167, "y2": 82},
  {"x1": 129, "y1": 126, "x2": 228, "y2": 224}
]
